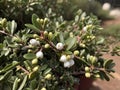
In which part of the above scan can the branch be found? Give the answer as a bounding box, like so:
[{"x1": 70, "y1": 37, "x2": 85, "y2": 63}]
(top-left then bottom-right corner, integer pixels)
[
  {"x1": 17, "y1": 65, "x2": 30, "y2": 75},
  {"x1": 0, "y1": 30, "x2": 13, "y2": 37}
]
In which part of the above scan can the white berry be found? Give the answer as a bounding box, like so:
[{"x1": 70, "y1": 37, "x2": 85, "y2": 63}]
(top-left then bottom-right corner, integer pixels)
[
  {"x1": 56, "y1": 43, "x2": 64, "y2": 50},
  {"x1": 64, "y1": 61, "x2": 71, "y2": 68},
  {"x1": 83, "y1": 26, "x2": 87, "y2": 32},
  {"x1": 60, "y1": 55, "x2": 67, "y2": 62},
  {"x1": 36, "y1": 51, "x2": 43, "y2": 59},
  {"x1": 69, "y1": 59, "x2": 75, "y2": 66},
  {"x1": 29, "y1": 39, "x2": 40, "y2": 46}
]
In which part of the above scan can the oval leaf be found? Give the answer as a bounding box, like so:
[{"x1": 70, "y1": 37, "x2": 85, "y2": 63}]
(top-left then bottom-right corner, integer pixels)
[
  {"x1": 23, "y1": 53, "x2": 36, "y2": 59},
  {"x1": 25, "y1": 24, "x2": 40, "y2": 33}
]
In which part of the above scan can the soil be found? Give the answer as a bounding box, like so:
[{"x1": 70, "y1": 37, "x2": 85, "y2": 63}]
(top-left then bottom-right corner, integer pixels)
[{"x1": 90, "y1": 17, "x2": 120, "y2": 90}]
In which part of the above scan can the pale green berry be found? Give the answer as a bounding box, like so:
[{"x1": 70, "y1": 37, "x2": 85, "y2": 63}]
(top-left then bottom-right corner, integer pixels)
[
  {"x1": 66, "y1": 55, "x2": 71, "y2": 60},
  {"x1": 41, "y1": 87, "x2": 46, "y2": 90},
  {"x1": 95, "y1": 74, "x2": 100, "y2": 78},
  {"x1": 40, "y1": 19, "x2": 44, "y2": 24},
  {"x1": 44, "y1": 31, "x2": 48, "y2": 36},
  {"x1": 32, "y1": 58, "x2": 38, "y2": 65},
  {"x1": 85, "y1": 66, "x2": 90, "y2": 72},
  {"x1": 89, "y1": 56, "x2": 97, "y2": 64},
  {"x1": 44, "y1": 18, "x2": 49, "y2": 23},
  {"x1": 36, "y1": 18, "x2": 40, "y2": 22},
  {"x1": 79, "y1": 43, "x2": 86, "y2": 48},
  {"x1": 74, "y1": 50, "x2": 79, "y2": 56},
  {"x1": 44, "y1": 44, "x2": 50, "y2": 48},
  {"x1": 28, "y1": 49, "x2": 33, "y2": 53},
  {"x1": 85, "y1": 72, "x2": 91, "y2": 78},
  {"x1": 44, "y1": 74, "x2": 52, "y2": 80},
  {"x1": 33, "y1": 66, "x2": 39, "y2": 72},
  {"x1": 48, "y1": 32, "x2": 53, "y2": 40},
  {"x1": 33, "y1": 34, "x2": 39, "y2": 38}
]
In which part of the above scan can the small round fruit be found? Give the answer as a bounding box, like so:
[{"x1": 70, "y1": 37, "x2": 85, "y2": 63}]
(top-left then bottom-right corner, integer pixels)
[
  {"x1": 89, "y1": 56, "x2": 97, "y2": 64},
  {"x1": 36, "y1": 51, "x2": 44, "y2": 59},
  {"x1": 40, "y1": 19, "x2": 44, "y2": 24},
  {"x1": 44, "y1": 31, "x2": 48, "y2": 37},
  {"x1": 44, "y1": 44, "x2": 50, "y2": 48},
  {"x1": 85, "y1": 72, "x2": 91, "y2": 78},
  {"x1": 33, "y1": 34, "x2": 39, "y2": 38},
  {"x1": 66, "y1": 55, "x2": 71, "y2": 60},
  {"x1": 56, "y1": 43, "x2": 64, "y2": 50},
  {"x1": 44, "y1": 74, "x2": 52, "y2": 80},
  {"x1": 48, "y1": 32, "x2": 53, "y2": 40},
  {"x1": 28, "y1": 49, "x2": 33, "y2": 53},
  {"x1": 33, "y1": 66, "x2": 39, "y2": 72},
  {"x1": 74, "y1": 50, "x2": 79, "y2": 56},
  {"x1": 36, "y1": 18, "x2": 40, "y2": 22},
  {"x1": 32, "y1": 58, "x2": 38, "y2": 65},
  {"x1": 69, "y1": 59, "x2": 75, "y2": 66},
  {"x1": 60, "y1": 55, "x2": 67, "y2": 62},
  {"x1": 64, "y1": 61, "x2": 71, "y2": 68},
  {"x1": 85, "y1": 67, "x2": 90, "y2": 72},
  {"x1": 29, "y1": 39, "x2": 40, "y2": 46},
  {"x1": 44, "y1": 18, "x2": 49, "y2": 23},
  {"x1": 41, "y1": 87, "x2": 46, "y2": 90},
  {"x1": 83, "y1": 26, "x2": 87, "y2": 32},
  {"x1": 95, "y1": 74, "x2": 100, "y2": 78}
]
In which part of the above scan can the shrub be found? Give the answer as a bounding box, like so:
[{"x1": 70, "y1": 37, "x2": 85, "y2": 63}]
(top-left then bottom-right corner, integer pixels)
[{"x1": 0, "y1": 8, "x2": 115, "y2": 90}]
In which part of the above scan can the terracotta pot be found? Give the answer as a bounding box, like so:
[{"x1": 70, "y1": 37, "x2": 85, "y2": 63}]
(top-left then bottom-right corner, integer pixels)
[{"x1": 75, "y1": 76, "x2": 94, "y2": 90}]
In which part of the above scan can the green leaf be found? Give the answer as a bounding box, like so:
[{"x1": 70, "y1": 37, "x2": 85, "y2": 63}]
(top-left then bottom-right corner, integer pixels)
[
  {"x1": 99, "y1": 71, "x2": 110, "y2": 81},
  {"x1": 103, "y1": 60, "x2": 114, "y2": 69},
  {"x1": 63, "y1": 51, "x2": 72, "y2": 55},
  {"x1": 25, "y1": 24, "x2": 40, "y2": 33},
  {"x1": 75, "y1": 15, "x2": 79, "y2": 22},
  {"x1": 30, "y1": 80, "x2": 37, "y2": 89},
  {"x1": 7, "y1": 20, "x2": 17, "y2": 35},
  {"x1": 0, "y1": 61, "x2": 19, "y2": 73},
  {"x1": 32, "y1": 14, "x2": 40, "y2": 29},
  {"x1": 43, "y1": 68, "x2": 52, "y2": 75},
  {"x1": 12, "y1": 78, "x2": 19, "y2": 90},
  {"x1": 0, "y1": 70, "x2": 13, "y2": 82},
  {"x1": 59, "y1": 32, "x2": 64, "y2": 43},
  {"x1": 18, "y1": 75, "x2": 27, "y2": 90},
  {"x1": 40, "y1": 65, "x2": 48, "y2": 71},
  {"x1": 11, "y1": 20, "x2": 17, "y2": 35},
  {"x1": 65, "y1": 37, "x2": 77, "y2": 50},
  {"x1": 0, "y1": 43, "x2": 4, "y2": 49},
  {"x1": 23, "y1": 53, "x2": 36, "y2": 60}
]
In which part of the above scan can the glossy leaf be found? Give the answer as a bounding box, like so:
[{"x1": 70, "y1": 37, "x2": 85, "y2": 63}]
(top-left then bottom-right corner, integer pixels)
[
  {"x1": 12, "y1": 78, "x2": 19, "y2": 90},
  {"x1": 23, "y1": 53, "x2": 36, "y2": 60},
  {"x1": 0, "y1": 61, "x2": 19, "y2": 73},
  {"x1": 25, "y1": 24, "x2": 40, "y2": 33},
  {"x1": 0, "y1": 70, "x2": 13, "y2": 82},
  {"x1": 65, "y1": 37, "x2": 77, "y2": 50},
  {"x1": 43, "y1": 68, "x2": 52, "y2": 75},
  {"x1": 32, "y1": 14, "x2": 40, "y2": 29},
  {"x1": 59, "y1": 32, "x2": 64, "y2": 43},
  {"x1": 18, "y1": 75, "x2": 27, "y2": 90}
]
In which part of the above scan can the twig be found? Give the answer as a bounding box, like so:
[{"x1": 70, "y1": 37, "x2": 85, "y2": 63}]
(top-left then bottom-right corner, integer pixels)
[
  {"x1": 0, "y1": 30, "x2": 13, "y2": 37},
  {"x1": 17, "y1": 65, "x2": 30, "y2": 74}
]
